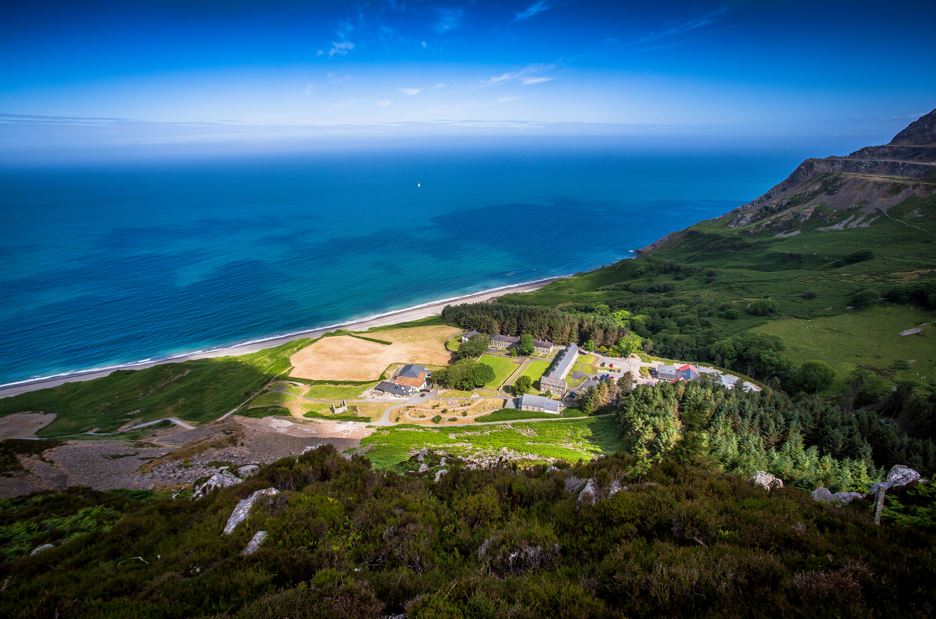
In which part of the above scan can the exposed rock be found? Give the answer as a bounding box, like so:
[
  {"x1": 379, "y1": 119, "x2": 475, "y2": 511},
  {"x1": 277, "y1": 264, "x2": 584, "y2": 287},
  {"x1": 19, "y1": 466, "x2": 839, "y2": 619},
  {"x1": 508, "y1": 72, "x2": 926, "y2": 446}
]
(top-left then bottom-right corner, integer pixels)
[
  {"x1": 811, "y1": 487, "x2": 864, "y2": 504},
  {"x1": 832, "y1": 492, "x2": 865, "y2": 504},
  {"x1": 415, "y1": 448, "x2": 430, "y2": 463},
  {"x1": 30, "y1": 543, "x2": 54, "y2": 556},
  {"x1": 434, "y1": 469, "x2": 448, "y2": 482},
  {"x1": 242, "y1": 530, "x2": 268, "y2": 556},
  {"x1": 607, "y1": 478, "x2": 624, "y2": 497},
  {"x1": 417, "y1": 463, "x2": 429, "y2": 474},
  {"x1": 192, "y1": 469, "x2": 242, "y2": 500},
  {"x1": 577, "y1": 479, "x2": 600, "y2": 506},
  {"x1": 545, "y1": 465, "x2": 560, "y2": 474},
  {"x1": 223, "y1": 488, "x2": 279, "y2": 535},
  {"x1": 751, "y1": 471, "x2": 784, "y2": 492},
  {"x1": 236, "y1": 464, "x2": 260, "y2": 478},
  {"x1": 870, "y1": 464, "x2": 921, "y2": 493}
]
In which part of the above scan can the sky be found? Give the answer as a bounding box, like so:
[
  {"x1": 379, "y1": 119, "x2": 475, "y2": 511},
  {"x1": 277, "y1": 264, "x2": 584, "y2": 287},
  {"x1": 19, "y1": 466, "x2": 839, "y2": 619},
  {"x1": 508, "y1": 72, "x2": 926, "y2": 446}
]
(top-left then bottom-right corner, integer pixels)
[{"x1": 1, "y1": 0, "x2": 935, "y2": 159}]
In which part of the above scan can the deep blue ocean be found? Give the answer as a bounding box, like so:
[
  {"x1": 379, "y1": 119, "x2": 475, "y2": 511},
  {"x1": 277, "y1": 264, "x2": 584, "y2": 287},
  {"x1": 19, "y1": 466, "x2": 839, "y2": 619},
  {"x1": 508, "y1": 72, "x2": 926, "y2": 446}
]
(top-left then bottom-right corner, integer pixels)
[{"x1": 0, "y1": 144, "x2": 808, "y2": 385}]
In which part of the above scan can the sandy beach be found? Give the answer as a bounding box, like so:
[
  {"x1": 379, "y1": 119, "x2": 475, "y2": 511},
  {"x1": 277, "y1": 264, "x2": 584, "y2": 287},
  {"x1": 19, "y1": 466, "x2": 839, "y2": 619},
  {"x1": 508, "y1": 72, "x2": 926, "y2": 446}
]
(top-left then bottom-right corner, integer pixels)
[{"x1": 0, "y1": 276, "x2": 561, "y2": 399}]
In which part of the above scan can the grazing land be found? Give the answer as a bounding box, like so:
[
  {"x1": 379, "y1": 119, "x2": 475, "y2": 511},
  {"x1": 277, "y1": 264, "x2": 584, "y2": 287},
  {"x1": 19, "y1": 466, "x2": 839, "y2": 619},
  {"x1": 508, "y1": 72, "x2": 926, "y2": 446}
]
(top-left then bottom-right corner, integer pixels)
[
  {"x1": 358, "y1": 415, "x2": 622, "y2": 469},
  {"x1": 753, "y1": 305, "x2": 935, "y2": 385},
  {"x1": 0, "y1": 340, "x2": 309, "y2": 436},
  {"x1": 289, "y1": 325, "x2": 459, "y2": 381}
]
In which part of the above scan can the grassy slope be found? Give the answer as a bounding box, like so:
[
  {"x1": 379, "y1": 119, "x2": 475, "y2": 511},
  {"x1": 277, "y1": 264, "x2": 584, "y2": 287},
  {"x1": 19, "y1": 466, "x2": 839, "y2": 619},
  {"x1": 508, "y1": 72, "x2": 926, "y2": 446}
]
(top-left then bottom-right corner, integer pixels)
[
  {"x1": 359, "y1": 416, "x2": 622, "y2": 469},
  {"x1": 753, "y1": 305, "x2": 935, "y2": 385},
  {"x1": 504, "y1": 196, "x2": 936, "y2": 380},
  {"x1": 0, "y1": 339, "x2": 309, "y2": 436}
]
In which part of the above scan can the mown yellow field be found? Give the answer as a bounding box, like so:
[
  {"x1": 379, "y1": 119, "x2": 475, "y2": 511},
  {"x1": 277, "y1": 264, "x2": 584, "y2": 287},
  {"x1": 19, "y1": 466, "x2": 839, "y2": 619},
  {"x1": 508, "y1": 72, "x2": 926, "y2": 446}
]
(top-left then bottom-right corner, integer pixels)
[{"x1": 289, "y1": 325, "x2": 460, "y2": 381}]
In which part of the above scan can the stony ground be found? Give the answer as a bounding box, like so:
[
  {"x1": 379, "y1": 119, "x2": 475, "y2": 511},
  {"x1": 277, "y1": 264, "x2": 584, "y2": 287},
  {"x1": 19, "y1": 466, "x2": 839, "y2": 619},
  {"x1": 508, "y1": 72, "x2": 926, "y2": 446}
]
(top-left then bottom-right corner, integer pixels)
[{"x1": 0, "y1": 415, "x2": 370, "y2": 498}]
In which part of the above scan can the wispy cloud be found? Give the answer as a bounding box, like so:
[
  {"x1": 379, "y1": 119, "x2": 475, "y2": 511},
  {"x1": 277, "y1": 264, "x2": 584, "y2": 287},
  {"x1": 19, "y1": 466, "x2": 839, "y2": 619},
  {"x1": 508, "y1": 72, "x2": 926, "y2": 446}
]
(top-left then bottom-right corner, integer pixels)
[
  {"x1": 326, "y1": 72, "x2": 351, "y2": 83},
  {"x1": 514, "y1": 1, "x2": 552, "y2": 23},
  {"x1": 636, "y1": 6, "x2": 727, "y2": 46},
  {"x1": 434, "y1": 7, "x2": 464, "y2": 34},
  {"x1": 481, "y1": 64, "x2": 554, "y2": 87},
  {"x1": 328, "y1": 40, "x2": 355, "y2": 58},
  {"x1": 434, "y1": 82, "x2": 447, "y2": 89},
  {"x1": 303, "y1": 84, "x2": 315, "y2": 96},
  {"x1": 495, "y1": 96, "x2": 521, "y2": 104},
  {"x1": 375, "y1": 100, "x2": 393, "y2": 107},
  {"x1": 398, "y1": 87, "x2": 422, "y2": 96}
]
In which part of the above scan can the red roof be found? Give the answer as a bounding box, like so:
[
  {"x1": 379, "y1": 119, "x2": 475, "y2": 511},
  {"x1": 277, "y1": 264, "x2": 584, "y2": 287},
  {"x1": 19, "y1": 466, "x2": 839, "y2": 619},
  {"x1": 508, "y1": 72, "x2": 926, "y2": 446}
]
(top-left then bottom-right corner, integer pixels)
[{"x1": 678, "y1": 364, "x2": 696, "y2": 371}]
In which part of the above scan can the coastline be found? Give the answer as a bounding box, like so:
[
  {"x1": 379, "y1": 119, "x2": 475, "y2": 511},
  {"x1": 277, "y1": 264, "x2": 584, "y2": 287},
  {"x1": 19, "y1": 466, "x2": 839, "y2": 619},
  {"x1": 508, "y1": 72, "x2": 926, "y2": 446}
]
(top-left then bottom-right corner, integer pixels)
[{"x1": 0, "y1": 275, "x2": 563, "y2": 399}]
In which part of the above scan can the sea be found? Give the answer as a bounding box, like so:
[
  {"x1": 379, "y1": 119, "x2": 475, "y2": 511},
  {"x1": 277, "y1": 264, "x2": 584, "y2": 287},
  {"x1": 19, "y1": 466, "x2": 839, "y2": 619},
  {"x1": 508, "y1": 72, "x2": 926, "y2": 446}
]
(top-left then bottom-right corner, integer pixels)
[{"x1": 0, "y1": 142, "x2": 815, "y2": 386}]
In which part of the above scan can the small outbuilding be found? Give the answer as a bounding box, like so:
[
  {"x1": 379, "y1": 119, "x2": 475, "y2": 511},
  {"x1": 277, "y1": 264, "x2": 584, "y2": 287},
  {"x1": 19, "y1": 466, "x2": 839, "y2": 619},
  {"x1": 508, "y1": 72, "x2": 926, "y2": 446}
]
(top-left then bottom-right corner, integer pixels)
[{"x1": 517, "y1": 394, "x2": 562, "y2": 414}]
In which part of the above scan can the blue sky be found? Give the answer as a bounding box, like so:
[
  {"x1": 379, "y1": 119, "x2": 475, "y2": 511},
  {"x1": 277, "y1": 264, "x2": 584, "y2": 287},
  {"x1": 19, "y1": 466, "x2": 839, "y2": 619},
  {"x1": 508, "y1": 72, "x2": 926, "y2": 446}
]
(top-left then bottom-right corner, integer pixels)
[{"x1": 1, "y1": 0, "x2": 934, "y2": 157}]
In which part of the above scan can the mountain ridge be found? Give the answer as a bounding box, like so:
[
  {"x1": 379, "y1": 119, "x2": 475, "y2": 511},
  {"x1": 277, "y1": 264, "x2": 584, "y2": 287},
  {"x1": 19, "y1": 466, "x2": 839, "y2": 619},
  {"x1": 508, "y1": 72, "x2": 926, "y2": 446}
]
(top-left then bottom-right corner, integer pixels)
[{"x1": 642, "y1": 108, "x2": 936, "y2": 252}]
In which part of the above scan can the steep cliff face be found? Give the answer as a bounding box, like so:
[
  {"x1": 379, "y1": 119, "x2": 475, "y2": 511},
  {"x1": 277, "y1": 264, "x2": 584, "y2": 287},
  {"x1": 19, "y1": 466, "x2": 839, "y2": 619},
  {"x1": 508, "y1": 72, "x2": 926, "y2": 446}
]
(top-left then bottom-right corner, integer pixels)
[{"x1": 724, "y1": 108, "x2": 936, "y2": 233}]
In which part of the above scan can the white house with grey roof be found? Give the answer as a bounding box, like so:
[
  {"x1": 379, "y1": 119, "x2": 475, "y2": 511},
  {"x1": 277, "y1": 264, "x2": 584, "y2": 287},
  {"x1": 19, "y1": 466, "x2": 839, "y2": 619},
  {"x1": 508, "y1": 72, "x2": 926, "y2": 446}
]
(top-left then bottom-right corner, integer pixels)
[{"x1": 517, "y1": 393, "x2": 562, "y2": 414}]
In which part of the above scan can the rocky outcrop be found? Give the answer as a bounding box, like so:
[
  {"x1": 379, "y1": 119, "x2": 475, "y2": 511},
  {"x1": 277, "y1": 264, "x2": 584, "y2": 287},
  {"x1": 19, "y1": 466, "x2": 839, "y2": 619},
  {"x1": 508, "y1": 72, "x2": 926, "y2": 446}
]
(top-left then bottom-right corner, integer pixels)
[
  {"x1": 192, "y1": 469, "x2": 242, "y2": 500},
  {"x1": 869, "y1": 464, "x2": 921, "y2": 493},
  {"x1": 236, "y1": 465, "x2": 260, "y2": 478},
  {"x1": 811, "y1": 465, "x2": 922, "y2": 506},
  {"x1": 751, "y1": 471, "x2": 784, "y2": 492},
  {"x1": 223, "y1": 488, "x2": 279, "y2": 535},
  {"x1": 30, "y1": 543, "x2": 54, "y2": 556},
  {"x1": 577, "y1": 479, "x2": 600, "y2": 506},
  {"x1": 722, "y1": 108, "x2": 936, "y2": 233},
  {"x1": 811, "y1": 487, "x2": 864, "y2": 505},
  {"x1": 242, "y1": 530, "x2": 268, "y2": 556}
]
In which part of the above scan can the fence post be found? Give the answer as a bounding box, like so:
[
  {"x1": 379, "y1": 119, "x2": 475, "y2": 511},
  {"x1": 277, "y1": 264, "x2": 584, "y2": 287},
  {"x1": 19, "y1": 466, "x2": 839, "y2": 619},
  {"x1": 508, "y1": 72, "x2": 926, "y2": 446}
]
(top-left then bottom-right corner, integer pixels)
[{"x1": 873, "y1": 486, "x2": 887, "y2": 526}]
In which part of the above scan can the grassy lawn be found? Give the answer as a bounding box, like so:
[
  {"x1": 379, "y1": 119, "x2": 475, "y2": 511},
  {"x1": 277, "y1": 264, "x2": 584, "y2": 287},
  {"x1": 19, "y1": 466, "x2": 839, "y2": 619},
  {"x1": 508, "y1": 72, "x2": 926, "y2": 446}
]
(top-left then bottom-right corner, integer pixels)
[
  {"x1": 566, "y1": 354, "x2": 598, "y2": 388},
  {"x1": 753, "y1": 304, "x2": 936, "y2": 385},
  {"x1": 358, "y1": 416, "x2": 622, "y2": 469},
  {"x1": 475, "y1": 407, "x2": 588, "y2": 422},
  {"x1": 0, "y1": 339, "x2": 310, "y2": 437},
  {"x1": 303, "y1": 382, "x2": 377, "y2": 400},
  {"x1": 512, "y1": 359, "x2": 550, "y2": 387},
  {"x1": 477, "y1": 353, "x2": 521, "y2": 388}
]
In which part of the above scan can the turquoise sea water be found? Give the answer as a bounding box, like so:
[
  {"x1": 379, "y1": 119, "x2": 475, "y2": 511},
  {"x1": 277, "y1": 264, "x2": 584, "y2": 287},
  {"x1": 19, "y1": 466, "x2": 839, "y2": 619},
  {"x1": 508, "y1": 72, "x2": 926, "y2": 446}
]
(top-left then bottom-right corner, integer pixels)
[{"x1": 0, "y1": 144, "x2": 806, "y2": 385}]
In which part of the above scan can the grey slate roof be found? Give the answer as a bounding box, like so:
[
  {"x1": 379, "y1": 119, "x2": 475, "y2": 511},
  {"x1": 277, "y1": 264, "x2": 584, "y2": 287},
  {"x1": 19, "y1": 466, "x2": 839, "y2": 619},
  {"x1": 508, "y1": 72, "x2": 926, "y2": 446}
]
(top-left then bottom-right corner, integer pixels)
[
  {"x1": 398, "y1": 364, "x2": 428, "y2": 379},
  {"x1": 544, "y1": 344, "x2": 579, "y2": 381},
  {"x1": 491, "y1": 334, "x2": 520, "y2": 344},
  {"x1": 532, "y1": 339, "x2": 553, "y2": 349},
  {"x1": 518, "y1": 394, "x2": 562, "y2": 413},
  {"x1": 375, "y1": 381, "x2": 415, "y2": 397}
]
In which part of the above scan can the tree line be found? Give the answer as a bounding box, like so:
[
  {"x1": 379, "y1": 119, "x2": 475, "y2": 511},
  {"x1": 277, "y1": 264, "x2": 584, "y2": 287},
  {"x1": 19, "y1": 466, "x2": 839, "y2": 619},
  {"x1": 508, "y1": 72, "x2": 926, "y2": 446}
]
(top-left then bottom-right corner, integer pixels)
[{"x1": 441, "y1": 303, "x2": 631, "y2": 348}]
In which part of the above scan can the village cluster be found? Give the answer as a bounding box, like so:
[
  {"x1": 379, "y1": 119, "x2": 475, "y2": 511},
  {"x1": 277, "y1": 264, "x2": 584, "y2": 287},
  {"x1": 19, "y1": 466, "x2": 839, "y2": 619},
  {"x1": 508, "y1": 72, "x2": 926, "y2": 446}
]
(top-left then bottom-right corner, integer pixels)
[{"x1": 364, "y1": 329, "x2": 757, "y2": 416}]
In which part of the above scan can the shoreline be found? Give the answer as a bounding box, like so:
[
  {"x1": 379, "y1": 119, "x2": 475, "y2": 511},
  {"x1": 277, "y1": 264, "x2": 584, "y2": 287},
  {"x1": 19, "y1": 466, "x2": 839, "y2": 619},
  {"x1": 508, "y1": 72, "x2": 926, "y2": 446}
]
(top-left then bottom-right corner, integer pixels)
[{"x1": 0, "y1": 275, "x2": 564, "y2": 399}]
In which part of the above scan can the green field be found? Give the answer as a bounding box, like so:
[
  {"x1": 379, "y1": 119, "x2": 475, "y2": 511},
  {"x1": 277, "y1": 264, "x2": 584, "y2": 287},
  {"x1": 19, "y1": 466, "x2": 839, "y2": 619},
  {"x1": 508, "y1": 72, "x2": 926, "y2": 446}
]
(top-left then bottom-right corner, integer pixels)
[
  {"x1": 477, "y1": 353, "x2": 520, "y2": 388},
  {"x1": 358, "y1": 416, "x2": 622, "y2": 469},
  {"x1": 303, "y1": 382, "x2": 376, "y2": 400},
  {"x1": 753, "y1": 305, "x2": 936, "y2": 385},
  {"x1": 475, "y1": 407, "x2": 588, "y2": 422},
  {"x1": 0, "y1": 339, "x2": 310, "y2": 436},
  {"x1": 511, "y1": 359, "x2": 550, "y2": 387}
]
